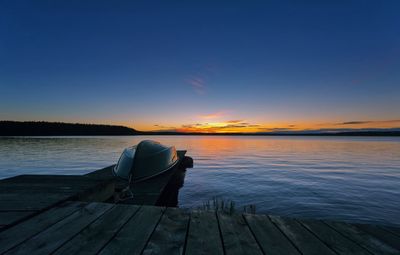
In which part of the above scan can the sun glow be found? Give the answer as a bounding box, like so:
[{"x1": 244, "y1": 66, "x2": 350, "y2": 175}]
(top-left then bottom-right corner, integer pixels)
[{"x1": 148, "y1": 118, "x2": 400, "y2": 134}]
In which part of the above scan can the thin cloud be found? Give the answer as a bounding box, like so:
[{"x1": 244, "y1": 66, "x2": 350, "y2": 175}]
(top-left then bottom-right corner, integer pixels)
[
  {"x1": 153, "y1": 124, "x2": 176, "y2": 130},
  {"x1": 257, "y1": 127, "x2": 296, "y2": 132},
  {"x1": 336, "y1": 119, "x2": 400, "y2": 125},
  {"x1": 198, "y1": 111, "x2": 225, "y2": 119},
  {"x1": 338, "y1": 121, "x2": 371, "y2": 125},
  {"x1": 186, "y1": 76, "x2": 206, "y2": 95},
  {"x1": 226, "y1": 120, "x2": 244, "y2": 124}
]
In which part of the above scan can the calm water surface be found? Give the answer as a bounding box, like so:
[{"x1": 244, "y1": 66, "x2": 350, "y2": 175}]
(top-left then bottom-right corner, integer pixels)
[{"x1": 1, "y1": 136, "x2": 399, "y2": 226}]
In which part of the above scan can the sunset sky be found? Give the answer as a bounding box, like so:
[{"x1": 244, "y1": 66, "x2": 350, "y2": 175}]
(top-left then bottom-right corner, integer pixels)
[{"x1": 1, "y1": 1, "x2": 400, "y2": 133}]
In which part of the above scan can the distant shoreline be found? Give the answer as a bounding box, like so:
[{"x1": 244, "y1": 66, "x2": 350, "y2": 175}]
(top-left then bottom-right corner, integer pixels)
[{"x1": 1, "y1": 121, "x2": 400, "y2": 136}]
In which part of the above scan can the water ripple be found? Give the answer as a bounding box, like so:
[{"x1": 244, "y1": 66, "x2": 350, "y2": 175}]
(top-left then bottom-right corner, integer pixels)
[{"x1": 1, "y1": 135, "x2": 400, "y2": 226}]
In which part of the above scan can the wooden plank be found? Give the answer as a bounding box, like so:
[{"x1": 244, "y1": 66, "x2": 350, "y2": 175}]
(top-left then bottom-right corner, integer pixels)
[
  {"x1": 185, "y1": 210, "x2": 224, "y2": 255},
  {"x1": 354, "y1": 223, "x2": 400, "y2": 251},
  {"x1": 382, "y1": 226, "x2": 400, "y2": 238},
  {"x1": 142, "y1": 207, "x2": 189, "y2": 255},
  {"x1": 0, "y1": 201, "x2": 86, "y2": 253},
  {"x1": 0, "y1": 193, "x2": 75, "y2": 202},
  {"x1": 0, "y1": 175, "x2": 83, "y2": 183},
  {"x1": 0, "y1": 175, "x2": 110, "y2": 189},
  {"x1": 84, "y1": 165, "x2": 116, "y2": 180},
  {"x1": 299, "y1": 219, "x2": 371, "y2": 254},
  {"x1": 74, "y1": 179, "x2": 115, "y2": 202},
  {"x1": 54, "y1": 204, "x2": 140, "y2": 255},
  {"x1": 0, "y1": 211, "x2": 35, "y2": 226},
  {"x1": 0, "y1": 186, "x2": 80, "y2": 193},
  {"x1": 244, "y1": 214, "x2": 300, "y2": 255},
  {"x1": 6, "y1": 202, "x2": 113, "y2": 255},
  {"x1": 99, "y1": 206, "x2": 164, "y2": 255},
  {"x1": 217, "y1": 212, "x2": 262, "y2": 255},
  {"x1": 325, "y1": 221, "x2": 399, "y2": 255},
  {"x1": 0, "y1": 175, "x2": 106, "y2": 188},
  {"x1": 0, "y1": 198, "x2": 69, "y2": 211},
  {"x1": 269, "y1": 215, "x2": 336, "y2": 255},
  {"x1": 0, "y1": 173, "x2": 114, "y2": 216}
]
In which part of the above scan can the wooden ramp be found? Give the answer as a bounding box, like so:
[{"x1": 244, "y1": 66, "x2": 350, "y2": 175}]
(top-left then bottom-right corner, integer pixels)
[
  {"x1": 0, "y1": 175, "x2": 114, "y2": 230},
  {"x1": 1, "y1": 201, "x2": 399, "y2": 255}
]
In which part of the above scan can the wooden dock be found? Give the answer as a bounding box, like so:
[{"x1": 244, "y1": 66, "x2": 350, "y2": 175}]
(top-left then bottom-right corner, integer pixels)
[
  {"x1": 0, "y1": 150, "x2": 191, "y2": 230},
  {"x1": 1, "y1": 153, "x2": 399, "y2": 254},
  {"x1": 0, "y1": 175, "x2": 114, "y2": 230},
  {"x1": 0, "y1": 201, "x2": 399, "y2": 255}
]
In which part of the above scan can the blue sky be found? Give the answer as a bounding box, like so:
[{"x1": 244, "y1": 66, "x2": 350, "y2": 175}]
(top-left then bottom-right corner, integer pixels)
[{"x1": 1, "y1": 1, "x2": 400, "y2": 132}]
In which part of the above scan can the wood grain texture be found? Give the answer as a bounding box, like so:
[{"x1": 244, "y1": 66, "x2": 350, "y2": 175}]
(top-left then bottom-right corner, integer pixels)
[
  {"x1": 142, "y1": 207, "x2": 189, "y2": 255},
  {"x1": 217, "y1": 212, "x2": 262, "y2": 255},
  {"x1": 244, "y1": 214, "x2": 300, "y2": 255},
  {"x1": 0, "y1": 211, "x2": 35, "y2": 226},
  {"x1": 270, "y1": 215, "x2": 336, "y2": 255},
  {"x1": 354, "y1": 223, "x2": 400, "y2": 251},
  {"x1": 0, "y1": 201, "x2": 86, "y2": 254},
  {"x1": 99, "y1": 205, "x2": 164, "y2": 255},
  {"x1": 299, "y1": 219, "x2": 370, "y2": 254},
  {"x1": 0, "y1": 174, "x2": 113, "y2": 227},
  {"x1": 382, "y1": 226, "x2": 400, "y2": 238},
  {"x1": 185, "y1": 210, "x2": 224, "y2": 255},
  {"x1": 54, "y1": 204, "x2": 140, "y2": 255},
  {"x1": 325, "y1": 221, "x2": 399, "y2": 255},
  {"x1": 5, "y1": 202, "x2": 113, "y2": 255}
]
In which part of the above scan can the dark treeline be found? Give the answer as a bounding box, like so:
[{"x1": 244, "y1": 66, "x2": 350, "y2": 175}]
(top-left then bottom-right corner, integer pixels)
[
  {"x1": 0, "y1": 121, "x2": 141, "y2": 136},
  {"x1": 1, "y1": 121, "x2": 400, "y2": 136}
]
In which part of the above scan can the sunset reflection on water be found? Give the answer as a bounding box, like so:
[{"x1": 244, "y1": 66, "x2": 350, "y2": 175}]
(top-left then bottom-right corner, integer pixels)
[{"x1": 1, "y1": 135, "x2": 400, "y2": 226}]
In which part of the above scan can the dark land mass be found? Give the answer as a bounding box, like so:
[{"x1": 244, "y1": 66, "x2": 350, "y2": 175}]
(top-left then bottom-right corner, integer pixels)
[
  {"x1": 1, "y1": 121, "x2": 400, "y2": 136},
  {"x1": 0, "y1": 121, "x2": 141, "y2": 136}
]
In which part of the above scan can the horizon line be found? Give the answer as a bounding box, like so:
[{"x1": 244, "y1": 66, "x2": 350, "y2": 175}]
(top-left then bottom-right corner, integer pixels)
[{"x1": 1, "y1": 120, "x2": 400, "y2": 136}]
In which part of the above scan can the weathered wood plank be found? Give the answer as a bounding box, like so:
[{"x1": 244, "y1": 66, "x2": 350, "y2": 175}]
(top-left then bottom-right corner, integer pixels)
[
  {"x1": 0, "y1": 201, "x2": 86, "y2": 253},
  {"x1": 217, "y1": 212, "x2": 262, "y2": 255},
  {"x1": 354, "y1": 223, "x2": 400, "y2": 251},
  {"x1": 0, "y1": 173, "x2": 114, "y2": 218},
  {"x1": 0, "y1": 193, "x2": 74, "y2": 202},
  {"x1": 185, "y1": 210, "x2": 224, "y2": 255},
  {"x1": 75, "y1": 180, "x2": 115, "y2": 202},
  {"x1": 0, "y1": 186, "x2": 80, "y2": 193},
  {"x1": 99, "y1": 206, "x2": 164, "y2": 255},
  {"x1": 269, "y1": 215, "x2": 336, "y2": 255},
  {"x1": 299, "y1": 219, "x2": 370, "y2": 254},
  {"x1": 0, "y1": 175, "x2": 107, "y2": 188},
  {"x1": 0, "y1": 211, "x2": 35, "y2": 226},
  {"x1": 244, "y1": 214, "x2": 300, "y2": 255},
  {"x1": 5, "y1": 202, "x2": 113, "y2": 255},
  {"x1": 0, "y1": 198, "x2": 69, "y2": 211},
  {"x1": 325, "y1": 221, "x2": 399, "y2": 255},
  {"x1": 142, "y1": 207, "x2": 189, "y2": 255},
  {"x1": 54, "y1": 204, "x2": 140, "y2": 255},
  {"x1": 382, "y1": 226, "x2": 400, "y2": 238}
]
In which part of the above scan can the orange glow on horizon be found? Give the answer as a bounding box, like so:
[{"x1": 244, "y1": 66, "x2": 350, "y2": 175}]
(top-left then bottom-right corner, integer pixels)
[
  {"x1": 141, "y1": 119, "x2": 400, "y2": 133},
  {"x1": 101, "y1": 117, "x2": 400, "y2": 133}
]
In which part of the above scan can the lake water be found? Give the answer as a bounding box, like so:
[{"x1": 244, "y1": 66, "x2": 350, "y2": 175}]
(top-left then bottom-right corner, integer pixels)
[{"x1": 1, "y1": 136, "x2": 400, "y2": 227}]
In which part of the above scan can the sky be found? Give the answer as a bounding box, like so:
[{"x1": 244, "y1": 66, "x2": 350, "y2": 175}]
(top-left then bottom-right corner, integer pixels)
[{"x1": 1, "y1": 0, "x2": 400, "y2": 133}]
